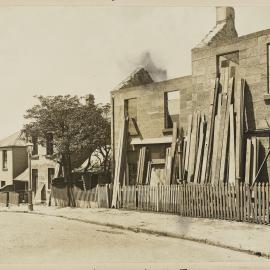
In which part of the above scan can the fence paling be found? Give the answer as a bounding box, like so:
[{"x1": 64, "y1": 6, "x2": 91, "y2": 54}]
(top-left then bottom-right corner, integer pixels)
[
  {"x1": 51, "y1": 185, "x2": 110, "y2": 209},
  {"x1": 49, "y1": 183, "x2": 270, "y2": 225}
]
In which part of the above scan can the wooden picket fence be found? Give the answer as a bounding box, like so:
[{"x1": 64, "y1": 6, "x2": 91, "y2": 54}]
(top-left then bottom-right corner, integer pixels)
[
  {"x1": 51, "y1": 186, "x2": 69, "y2": 207},
  {"x1": 120, "y1": 183, "x2": 270, "y2": 224},
  {"x1": 0, "y1": 192, "x2": 8, "y2": 207},
  {"x1": 0, "y1": 192, "x2": 20, "y2": 206},
  {"x1": 48, "y1": 182, "x2": 270, "y2": 225},
  {"x1": 8, "y1": 192, "x2": 19, "y2": 206},
  {"x1": 51, "y1": 184, "x2": 112, "y2": 208}
]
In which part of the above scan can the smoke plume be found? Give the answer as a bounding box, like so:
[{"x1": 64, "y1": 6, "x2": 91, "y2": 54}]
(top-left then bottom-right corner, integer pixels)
[{"x1": 137, "y1": 52, "x2": 167, "y2": 82}]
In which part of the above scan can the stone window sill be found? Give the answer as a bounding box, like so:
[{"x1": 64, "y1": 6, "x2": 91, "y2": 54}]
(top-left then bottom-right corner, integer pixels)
[
  {"x1": 264, "y1": 94, "x2": 270, "y2": 101},
  {"x1": 162, "y1": 128, "x2": 173, "y2": 135}
]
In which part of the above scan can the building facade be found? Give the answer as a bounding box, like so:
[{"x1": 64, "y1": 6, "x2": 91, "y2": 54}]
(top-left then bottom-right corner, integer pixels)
[
  {"x1": 111, "y1": 7, "x2": 270, "y2": 185},
  {"x1": 0, "y1": 131, "x2": 28, "y2": 191},
  {"x1": 30, "y1": 135, "x2": 57, "y2": 204}
]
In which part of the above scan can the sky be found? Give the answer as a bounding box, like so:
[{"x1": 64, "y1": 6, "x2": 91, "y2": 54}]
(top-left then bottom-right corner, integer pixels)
[{"x1": 1, "y1": 5, "x2": 270, "y2": 139}]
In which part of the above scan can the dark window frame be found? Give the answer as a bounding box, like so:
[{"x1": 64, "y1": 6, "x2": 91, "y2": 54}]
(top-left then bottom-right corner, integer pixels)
[
  {"x1": 2, "y1": 150, "x2": 7, "y2": 171},
  {"x1": 48, "y1": 167, "x2": 55, "y2": 190},
  {"x1": 216, "y1": 50, "x2": 239, "y2": 79},
  {"x1": 32, "y1": 169, "x2": 38, "y2": 194}
]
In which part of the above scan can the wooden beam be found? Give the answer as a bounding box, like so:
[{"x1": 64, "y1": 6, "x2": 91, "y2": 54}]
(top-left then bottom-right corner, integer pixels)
[
  {"x1": 136, "y1": 147, "x2": 142, "y2": 184},
  {"x1": 131, "y1": 117, "x2": 143, "y2": 140},
  {"x1": 228, "y1": 104, "x2": 236, "y2": 184},
  {"x1": 152, "y1": 159, "x2": 166, "y2": 165},
  {"x1": 165, "y1": 122, "x2": 178, "y2": 185},
  {"x1": 111, "y1": 115, "x2": 127, "y2": 208},
  {"x1": 194, "y1": 115, "x2": 206, "y2": 183},
  {"x1": 211, "y1": 114, "x2": 220, "y2": 184},
  {"x1": 145, "y1": 161, "x2": 152, "y2": 185},
  {"x1": 235, "y1": 79, "x2": 245, "y2": 180},
  {"x1": 178, "y1": 129, "x2": 184, "y2": 181},
  {"x1": 220, "y1": 77, "x2": 234, "y2": 182},
  {"x1": 188, "y1": 111, "x2": 200, "y2": 182},
  {"x1": 164, "y1": 147, "x2": 171, "y2": 185},
  {"x1": 251, "y1": 149, "x2": 270, "y2": 188},
  {"x1": 184, "y1": 114, "x2": 193, "y2": 177},
  {"x1": 244, "y1": 138, "x2": 252, "y2": 185},
  {"x1": 214, "y1": 86, "x2": 229, "y2": 183},
  {"x1": 251, "y1": 137, "x2": 259, "y2": 185},
  {"x1": 202, "y1": 78, "x2": 220, "y2": 183}
]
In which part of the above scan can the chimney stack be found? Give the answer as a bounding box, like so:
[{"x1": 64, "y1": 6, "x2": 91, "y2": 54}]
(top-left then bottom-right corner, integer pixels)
[
  {"x1": 195, "y1": 7, "x2": 238, "y2": 49},
  {"x1": 216, "y1": 7, "x2": 235, "y2": 24}
]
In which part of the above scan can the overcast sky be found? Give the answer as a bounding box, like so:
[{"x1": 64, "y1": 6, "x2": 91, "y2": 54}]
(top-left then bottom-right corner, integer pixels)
[{"x1": 1, "y1": 5, "x2": 270, "y2": 139}]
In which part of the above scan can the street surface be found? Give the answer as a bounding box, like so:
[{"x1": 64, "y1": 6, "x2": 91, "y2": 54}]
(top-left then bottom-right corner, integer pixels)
[{"x1": 0, "y1": 212, "x2": 266, "y2": 264}]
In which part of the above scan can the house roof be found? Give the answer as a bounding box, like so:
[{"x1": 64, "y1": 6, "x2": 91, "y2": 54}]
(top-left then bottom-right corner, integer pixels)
[
  {"x1": 74, "y1": 147, "x2": 111, "y2": 174},
  {"x1": 14, "y1": 168, "x2": 29, "y2": 182},
  {"x1": 0, "y1": 131, "x2": 26, "y2": 148},
  {"x1": 112, "y1": 67, "x2": 153, "y2": 92}
]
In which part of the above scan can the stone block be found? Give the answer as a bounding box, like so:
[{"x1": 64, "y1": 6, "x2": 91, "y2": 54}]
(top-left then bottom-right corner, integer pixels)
[
  {"x1": 192, "y1": 47, "x2": 211, "y2": 61},
  {"x1": 239, "y1": 56, "x2": 260, "y2": 67},
  {"x1": 238, "y1": 37, "x2": 258, "y2": 50}
]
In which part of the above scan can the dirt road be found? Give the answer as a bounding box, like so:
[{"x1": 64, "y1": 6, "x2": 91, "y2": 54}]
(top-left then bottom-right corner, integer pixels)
[{"x1": 0, "y1": 212, "x2": 266, "y2": 264}]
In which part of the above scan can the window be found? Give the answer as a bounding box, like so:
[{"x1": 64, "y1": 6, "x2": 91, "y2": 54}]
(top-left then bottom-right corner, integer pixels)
[
  {"x1": 32, "y1": 169, "x2": 38, "y2": 194},
  {"x1": 48, "y1": 168, "x2": 55, "y2": 190},
  {"x1": 2, "y1": 150, "x2": 7, "y2": 170},
  {"x1": 32, "y1": 136, "x2": 38, "y2": 155},
  {"x1": 217, "y1": 51, "x2": 239, "y2": 93},
  {"x1": 46, "y1": 133, "x2": 54, "y2": 155},
  {"x1": 125, "y1": 98, "x2": 138, "y2": 136},
  {"x1": 164, "y1": 91, "x2": 180, "y2": 129},
  {"x1": 1, "y1": 181, "x2": 5, "y2": 187}
]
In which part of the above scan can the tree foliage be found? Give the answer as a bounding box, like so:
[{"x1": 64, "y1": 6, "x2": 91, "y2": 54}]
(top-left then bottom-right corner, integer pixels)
[{"x1": 23, "y1": 94, "x2": 111, "y2": 183}]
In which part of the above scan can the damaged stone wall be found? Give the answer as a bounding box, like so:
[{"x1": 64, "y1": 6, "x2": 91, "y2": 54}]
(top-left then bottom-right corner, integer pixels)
[
  {"x1": 111, "y1": 76, "x2": 192, "y2": 169},
  {"x1": 191, "y1": 29, "x2": 270, "y2": 180}
]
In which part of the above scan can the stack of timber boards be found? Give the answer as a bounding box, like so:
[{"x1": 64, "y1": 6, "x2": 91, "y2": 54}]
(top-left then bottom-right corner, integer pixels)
[
  {"x1": 165, "y1": 122, "x2": 178, "y2": 185},
  {"x1": 180, "y1": 76, "x2": 246, "y2": 184},
  {"x1": 142, "y1": 122, "x2": 179, "y2": 186},
  {"x1": 181, "y1": 111, "x2": 206, "y2": 183},
  {"x1": 136, "y1": 146, "x2": 148, "y2": 185}
]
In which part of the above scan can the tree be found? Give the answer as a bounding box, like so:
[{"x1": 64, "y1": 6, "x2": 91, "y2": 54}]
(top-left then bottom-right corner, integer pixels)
[
  {"x1": 81, "y1": 102, "x2": 112, "y2": 181},
  {"x1": 23, "y1": 94, "x2": 111, "y2": 186}
]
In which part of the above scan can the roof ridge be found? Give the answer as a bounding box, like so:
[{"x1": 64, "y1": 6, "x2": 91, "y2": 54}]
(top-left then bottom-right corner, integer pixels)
[{"x1": 112, "y1": 67, "x2": 154, "y2": 91}]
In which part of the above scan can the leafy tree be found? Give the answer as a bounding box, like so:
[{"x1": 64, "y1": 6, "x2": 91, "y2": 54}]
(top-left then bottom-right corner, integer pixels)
[
  {"x1": 81, "y1": 102, "x2": 111, "y2": 181},
  {"x1": 23, "y1": 94, "x2": 111, "y2": 186}
]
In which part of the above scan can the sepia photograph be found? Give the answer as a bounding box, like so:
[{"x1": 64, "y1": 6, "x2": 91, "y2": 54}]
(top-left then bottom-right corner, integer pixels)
[{"x1": 1, "y1": 0, "x2": 270, "y2": 269}]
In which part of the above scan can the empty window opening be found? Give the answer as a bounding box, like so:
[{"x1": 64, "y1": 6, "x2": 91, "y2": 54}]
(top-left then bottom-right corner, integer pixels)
[
  {"x1": 125, "y1": 98, "x2": 138, "y2": 136},
  {"x1": 164, "y1": 91, "x2": 180, "y2": 129},
  {"x1": 217, "y1": 51, "x2": 239, "y2": 92}
]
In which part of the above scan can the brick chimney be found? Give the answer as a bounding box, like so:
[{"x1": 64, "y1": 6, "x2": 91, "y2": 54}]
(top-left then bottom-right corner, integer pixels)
[
  {"x1": 196, "y1": 6, "x2": 238, "y2": 48},
  {"x1": 216, "y1": 7, "x2": 235, "y2": 24}
]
